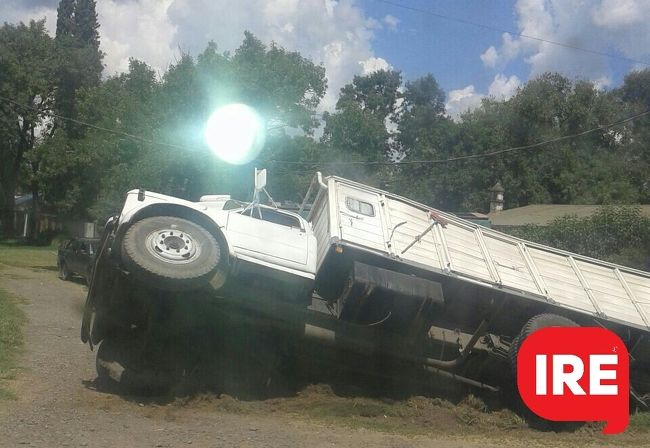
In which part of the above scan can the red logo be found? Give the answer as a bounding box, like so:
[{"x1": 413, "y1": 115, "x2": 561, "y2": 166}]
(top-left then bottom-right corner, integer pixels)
[{"x1": 517, "y1": 327, "x2": 629, "y2": 434}]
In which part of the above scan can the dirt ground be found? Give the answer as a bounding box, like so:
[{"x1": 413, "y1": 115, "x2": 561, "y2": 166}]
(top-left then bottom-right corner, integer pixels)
[{"x1": 0, "y1": 264, "x2": 645, "y2": 448}]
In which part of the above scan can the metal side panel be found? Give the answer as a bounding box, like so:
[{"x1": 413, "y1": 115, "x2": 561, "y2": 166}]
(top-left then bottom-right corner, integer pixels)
[
  {"x1": 482, "y1": 233, "x2": 543, "y2": 295},
  {"x1": 621, "y1": 271, "x2": 650, "y2": 327},
  {"x1": 527, "y1": 248, "x2": 597, "y2": 314},
  {"x1": 575, "y1": 261, "x2": 647, "y2": 327},
  {"x1": 385, "y1": 198, "x2": 443, "y2": 270},
  {"x1": 335, "y1": 182, "x2": 388, "y2": 253},
  {"x1": 320, "y1": 176, "x2": 650, "y2": 332},
  {"x1": 441, "y1": 222, "x2": 492, "y2": 282},
  {"x1": 311, "y1": 190, "x2": 331, "y2": 271}
]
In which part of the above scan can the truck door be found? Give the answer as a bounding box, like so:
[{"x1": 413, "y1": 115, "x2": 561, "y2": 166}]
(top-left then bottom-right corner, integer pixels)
[
  {"x1": 226, "y1": 207, "x2": 309, "y2": 268},
  {"x1": 336, "y1": 183, "x2": 387, "y2": 253}
]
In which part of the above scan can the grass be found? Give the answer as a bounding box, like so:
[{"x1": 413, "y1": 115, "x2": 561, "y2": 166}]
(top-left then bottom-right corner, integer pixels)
[
  {"x1": 0, "y1": 240, "x2": 57, "y2": 270},
  {"x1": 174, "y1": 385, "x2": 650, "y2": 446},
  {"x1": 0, "y1": 287, "x2": 25, "y2": 399},
  {"x1": 630, "y1": 412, "x2": 650, "y2": 432}
]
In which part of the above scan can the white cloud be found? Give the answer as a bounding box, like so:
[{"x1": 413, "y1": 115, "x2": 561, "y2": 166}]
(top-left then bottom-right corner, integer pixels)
[
  {"x1": 5, "y1": 0, "x2": 391, "y2": 112},
  {"x1": 592, "y1": 0, "x2": 648, "y2": 29},
  {"x1": 359, "y1": 56, "x2": 392, "y2": 75},
  {"x1": 0, "y1": 4, "x2": 57, "y2": 34},
  {"x1": 445, "y1": 85, "x2": 484, "y2": 119},
  {"x1": 488, "y1": 74, "x2": 521, "y2": 100},
  {"x1": 446, "y1": 74, "x2": 521, "y2": 119},
  {"x1": 481, "y1": 0, "x2": 650, "y2": 84},
  {"x1": 382, "y1": 14, "x2": 400, "y2": 31},
  {"x1": 97, "y1": 0, "x2": 177, "y2": 76},
  {"x1": 167, "y1": 0, "x2": 389, "y2": 111},
  {"x1": 480, "y1": 46, "x2": 498, "y2": 68}
]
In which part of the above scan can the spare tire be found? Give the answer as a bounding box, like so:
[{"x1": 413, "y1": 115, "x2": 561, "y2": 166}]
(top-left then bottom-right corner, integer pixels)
[{"x1": 121, "y1": 215, "x2": 221, "y2": 290}]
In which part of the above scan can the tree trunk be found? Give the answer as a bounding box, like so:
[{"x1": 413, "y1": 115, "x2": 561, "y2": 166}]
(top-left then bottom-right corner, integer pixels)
[
  {"x1": 29, "y1": 181, "x2": 40, "y2": 241},
  {"x1": 1, "y1": 178, "x2": 17, "y2": 240}
]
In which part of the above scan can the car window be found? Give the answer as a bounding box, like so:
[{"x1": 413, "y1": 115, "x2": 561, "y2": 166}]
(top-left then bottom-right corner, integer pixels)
[
  {"x1": 79, "y1": 242, "x2": 88, "y2": 252},
  {"x1": 223, "y1": 199, "x2": 247, "y2": 210},
  {"x1": 240, "y1": 208, "x2": 302, "y2": 228},
  {"x1": 70, "y1": 240, "x2": 81, "y2": 251}
]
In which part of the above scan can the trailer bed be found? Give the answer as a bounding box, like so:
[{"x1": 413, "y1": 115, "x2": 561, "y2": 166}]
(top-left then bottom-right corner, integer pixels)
[{"x1": 307, "y1": 175, "x2": 650, "y2": 333}]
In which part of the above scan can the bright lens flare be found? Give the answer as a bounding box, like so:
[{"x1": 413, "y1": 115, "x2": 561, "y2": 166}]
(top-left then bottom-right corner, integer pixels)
[{"x1": 204, "y1": 104, "x2": 265, "y2": 165}]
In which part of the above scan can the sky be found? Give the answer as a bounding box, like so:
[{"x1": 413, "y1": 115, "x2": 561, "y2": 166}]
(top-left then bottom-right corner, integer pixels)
[{"x1": 2, "y1": 0, "x2": 650, "y2": 117}]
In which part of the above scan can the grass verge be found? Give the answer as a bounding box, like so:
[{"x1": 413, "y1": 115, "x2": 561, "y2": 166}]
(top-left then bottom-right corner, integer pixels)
[
  {"x1": 0, "y1": 241, "x2": 57, "y2": 270},
  {"x1": 176, "y1": 385, "x2": 650, "y2": 446},
  {"x1": 0, "y1": 287, "x2": 25, "y2": 399}
]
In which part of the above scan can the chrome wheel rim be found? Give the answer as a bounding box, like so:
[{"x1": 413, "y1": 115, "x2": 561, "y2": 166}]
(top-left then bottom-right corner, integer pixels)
[{"x1": 145, "y1": 228, "x2": 199, "y2": 264}]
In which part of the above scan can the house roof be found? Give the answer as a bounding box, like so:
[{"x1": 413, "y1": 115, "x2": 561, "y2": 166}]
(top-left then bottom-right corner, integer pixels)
[{"x1": 488, "y1": 204, "x2": 650, "y2": 227}]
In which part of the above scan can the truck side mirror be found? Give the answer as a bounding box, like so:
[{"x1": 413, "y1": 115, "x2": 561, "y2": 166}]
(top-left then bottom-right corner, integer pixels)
[{"x1": 254, "y1": 168, "x2": 267, "y2": 191}]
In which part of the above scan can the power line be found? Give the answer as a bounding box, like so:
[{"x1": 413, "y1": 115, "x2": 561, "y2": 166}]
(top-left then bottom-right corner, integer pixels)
[
  {"x1": 268, "y1": 109, "x2": 650, "y2": 166},
  {"x1": 374, "y1": 0, "x2": 650, "y2": 68},
  {"x1": 2, "y1": 94, "x2": 649, "y2": 168}
]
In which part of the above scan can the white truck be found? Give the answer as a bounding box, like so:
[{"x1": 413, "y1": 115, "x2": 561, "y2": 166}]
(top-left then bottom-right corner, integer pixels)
[{"x1": 81, "y1": 171, "x2": 650, "y2": 414}]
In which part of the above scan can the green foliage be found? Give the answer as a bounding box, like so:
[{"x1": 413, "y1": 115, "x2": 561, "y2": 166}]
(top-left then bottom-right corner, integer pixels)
[
  {"x1": 508, "y1": 206, "x2": 650, "y2": 270},
  {"x1": 336, "y1": 69, "x2": 402, "y2": 122},
  {"x1": 54, "y1": 0, "x2": 103, "y2": 134},
  {"x1": 41, "y1": 35, "x2": 327, "y2": 222},
  {"x1": 0, "y1": 286, "x2": 25, "y2": 399},
  {"x1": 3, "y1": 5, "x2": 650, "y2": 266},
  {"x1": 0, "y1": 20, "x2": 56, "y2": 238}
]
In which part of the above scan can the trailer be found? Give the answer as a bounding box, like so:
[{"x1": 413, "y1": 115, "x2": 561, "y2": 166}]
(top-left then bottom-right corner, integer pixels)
[{"x1": 81, "y1": 171, "x2": 650, "y2": 413}]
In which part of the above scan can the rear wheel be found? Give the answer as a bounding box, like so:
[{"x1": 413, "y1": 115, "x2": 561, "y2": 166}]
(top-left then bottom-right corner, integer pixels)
[
  {"x1": 509, "y1": 313, "x2": 581, "y2": 431},
  {"x1": 121, "y1": 216, "x2": 222, "y2": 290},
  {"x1": 58, "y1": 261, "x2": 71, "y2": 281}
]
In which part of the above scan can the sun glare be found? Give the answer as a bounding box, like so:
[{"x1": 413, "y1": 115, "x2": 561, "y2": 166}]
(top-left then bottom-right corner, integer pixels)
[{"x1": 204, "y1": 104, "x2": 265, "y2": 165}]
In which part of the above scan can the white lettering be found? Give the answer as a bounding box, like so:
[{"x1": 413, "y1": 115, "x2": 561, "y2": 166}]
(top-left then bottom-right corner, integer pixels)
[
  {"x1": 552, "y1": 354, "x2": 586, "y2": 395},
  {"x1": 536, "y1": 354, "x2": 547, "y2": 395},
  {"x1": 590, "y1": 354, "x2": 618, "y2": 395}
]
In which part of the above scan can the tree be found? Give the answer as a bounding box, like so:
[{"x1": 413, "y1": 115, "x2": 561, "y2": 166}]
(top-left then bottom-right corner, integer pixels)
[
  {"x1": 46, "y1": 33, "x2": 327, "y2": 221},
  {"x1": 0, "y1": 21, "x2": 56, "y2": 238},
  {"x1": 321, "y1": 69, "x2": 402, "y2": 169},
  {"x1": 54, "y1": 0, "x2": 103, "y2": 135},
  {"x1": 336, "y1": 69, "x2": 402, "y2": 122},
  {"x1": 397, "y1": 73, "x2": 448, "y2": 159},
  {"x1": 55, "y1": 0, "x2": 75, "y2": 37},
  {"x1": 618, "y1": 69, "x2": 650, "y2": 202}
]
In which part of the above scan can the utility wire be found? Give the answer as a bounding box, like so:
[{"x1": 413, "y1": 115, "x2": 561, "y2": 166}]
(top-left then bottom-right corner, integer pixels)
[
  {"x1": 2, "y1": 94, "x2": 649, "y2": 167},
  {"x1": 375, "y1": 0, "x2": 650, "y2": 68},
  {"x1": 268, "y1": 109, "x2": 650, "y2": 166},
  {"x1": 0, "y1": 94, "x2": 191, "y2": 152}
]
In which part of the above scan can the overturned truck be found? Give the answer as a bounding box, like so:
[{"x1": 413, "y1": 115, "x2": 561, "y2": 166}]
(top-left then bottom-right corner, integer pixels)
[{"x1": 81, "y1": 171, "x2": 650, "y2": 411}]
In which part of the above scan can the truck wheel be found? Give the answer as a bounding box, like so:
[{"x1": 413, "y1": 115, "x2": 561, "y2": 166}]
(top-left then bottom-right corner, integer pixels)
[
  {"x1": 121, "y1": 216, "x2": 221, "y2": 290},
  {"x1": 509, "y1": 313, "x2": 578, "y2": 376},
  {"x1": 58, "y1": 261, "x2": 71, "y2": 281},
  {"x1": 509, "y1": 313, "x2": 580, "y2": 431},
  {"x1": 96, "y1": 335, "x2": 172, "y2": 395}
]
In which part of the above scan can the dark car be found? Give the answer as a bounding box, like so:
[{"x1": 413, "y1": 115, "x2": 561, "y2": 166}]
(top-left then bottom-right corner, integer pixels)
[{"x1": 57, "y1": 238, "x2": 100, "y2": 283}]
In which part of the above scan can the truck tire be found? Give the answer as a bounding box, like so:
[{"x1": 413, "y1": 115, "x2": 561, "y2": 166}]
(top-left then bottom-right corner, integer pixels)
[
  {"x1": 121, "y1": 216, "x2": 221, "y2": 290},
  {"x1": 509, "y1": 313, "x2": 580, "y2": 431},
  {"x1": 96, "y1": 335, "x2": 172, "y2": 394},
  {"x1": 509, "y1": 313, "x2": 578, "y2": 376},
  {"x1": 58, "y1": 261, "x2": 71, "y2": 281}
]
